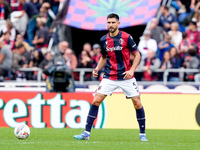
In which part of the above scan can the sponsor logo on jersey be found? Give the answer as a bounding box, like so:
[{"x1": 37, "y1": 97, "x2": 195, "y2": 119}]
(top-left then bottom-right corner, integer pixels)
[{"x1": 106, "y1": 46, "x2": 123, "y2": 52}]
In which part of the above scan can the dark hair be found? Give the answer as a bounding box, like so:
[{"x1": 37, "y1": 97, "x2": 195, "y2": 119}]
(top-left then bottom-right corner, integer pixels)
[
  {"x1": 169, "y1": 47, "x2": 180, "y2": 59},
  {"x1": 107, "y1": 13, "x2": 119, "y2": 21},
  {"x1": 16, "y1": 44, "x2": 24, "y2": 49},
  {"x1": 189, "y1": 21, "x2": 197, "y2": 26},
  {"x1": 182, "y1": 32, "x2": 187, "y2": 39},
  {"x1": 188, "y1": 48, "x2": 197, "y2": 56}
]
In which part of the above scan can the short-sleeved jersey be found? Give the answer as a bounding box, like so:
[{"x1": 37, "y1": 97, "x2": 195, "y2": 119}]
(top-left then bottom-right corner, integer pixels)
[{"x1": 100, "y1": 30, "x2": 138, "y2": 80}]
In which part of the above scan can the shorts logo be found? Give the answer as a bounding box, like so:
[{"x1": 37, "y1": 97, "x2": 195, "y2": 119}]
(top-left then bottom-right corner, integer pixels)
[
  {"x1": 119, "y1": 38, "x2": 124, "y2": 45},
  {"x1": 98, "y1": 86, "x2": 102, "y2": 91}
]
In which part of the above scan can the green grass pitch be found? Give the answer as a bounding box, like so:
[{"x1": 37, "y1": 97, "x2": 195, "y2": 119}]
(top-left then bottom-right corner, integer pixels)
[{"x1": 0, "y1": 128, "x2": 199, "y2": 150}]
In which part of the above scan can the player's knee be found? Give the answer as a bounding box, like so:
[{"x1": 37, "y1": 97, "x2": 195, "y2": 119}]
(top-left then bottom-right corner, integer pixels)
[
  {"x1": 132, "y1": 97, "x2": 142, "y2": 109},
  {"x1": 134, "y1": 103, "x2": 142, "y2": 109},
  {"x1": 92, "y1": 93, "x2": 106, "y2": 106},
  {"x1": 92, "y1": 100, "x2": 101, "y2": 106},
  {"x1": 92, "y1": 97, "x2": 103, "y2": 106}
]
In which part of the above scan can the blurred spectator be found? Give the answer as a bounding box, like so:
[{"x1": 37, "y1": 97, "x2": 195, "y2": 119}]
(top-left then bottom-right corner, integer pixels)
[
  {"x1": 0, "y1": 39, "x2": 12, "y2": 78},
  {"x1": 52, "y1": 41, "x2": 69, "y2": 66},
  {"x1": 29, "y1": 49, "x2": 44, "y2": 68},
  {"x1": 30, "y1": 0, "x2": 42, "y2": 11},
  {"x1": 14, "y1": 33, "x2": 31, "y2": 52},
  {"x1": 0, "y1": 0, "x2": 12, "y2": 25},
  {"x1": 8, "y1": 0, "x2": 23, "y2": 11},
  {"x1": 169, "y1": 47, "x2": 182, "y2": 81},
  {"x1": 77, "y1": 50, "x2": 93, "y2": 81},
  {"x1": 12, "y1": 44, "x2": 28, "y2": 69},
  {"x1": 149, "y1": 17, "x2": 165, "y2": 44},
  {"x1": 157, "y1": 34, "x2": 174, "y2": 61},
  {"x1": 38, "y1": 51, "x2": 53, "y2": 70},
  {"x1": 5, "y1": 19, "x2": 19, "y2": 41},
  {"x1": 57, "y1": 41, "x2": 68, "y2": 55},
  {"x1": 63, "y1": 48, "x2": 77, "y2": 70},
  {"x1": 51, "y1": 0, "x2": 60, "y2": 15},
  {"x1": 83, "y1": 42, "x2": 93, "y2": 57},
  {"x1": 194, "y1": 2, "x2": 200, "y2": 30},
  {"x1": 179, "y1": 32, "x2": 192, "y2": 58},
  {"x1": 39, "y1": 5, "x2": 46, "y2": 18},
  {"x1": 159, "y1": 5, "x2": 177, "y2": 32},
  {"x1": 170, "y1": 47, "x2": 182, "y2": 68},
  {"x1": 183, "y1": 48, "x2": 200, "y2": 81},
  {"x1": 83, "y1": 42, "x2": 91, "y2": 51},
  {"x1": 187, "y1": 20, "x2": 200, "y2": 45},
  {"x1": 168, "y1": 22, "x2": 182, "y2": 49},
  {"x1": 43, "y1": 0, "x2": 60, "y2": 15},
  {"x1": 181, "y1": 43, "x2": 198, "y2": 63},
  {"x1": 193, "y1": 1, "x2": 200, "y2": 22},
  {"x1": 160, "y1": 51, "x2": 171, "y2": 70},
  {"x1": 138, "y1": 30, "x2": 157, "y2": 60},
  {"x1": 32, "y1": 17, "x2": 50, "y2": 53},
  {"x1": 139, "y1": 50, "x2": 160, "y2": 81},
  {"x1": 160, "y1": 50, "x2": 179, "y2": 81},
  {"x1": 28, "y1": 49, "x2": 44, "y2": 80},
  {"x1": 18, "y1": 0, "x2": 39, "y2": 46},
  {"x1": 78, "y1": 50, "x2": 92, "y2": 68},
  {"x1": 92, "y1": 43, "x2": 103, "y2": 81},
  {"x1": 40, "y1": 2, "x2": 56, "y2": 28},
  {"x1": 176, "y1": 0, "x2": 195, "y2": 13},
  {"x1": 92, "y1": 43, "x2": 101, "y2": 68},
  {"x1": 3, "y1": 31, "x2": 15, "y2": 50}
]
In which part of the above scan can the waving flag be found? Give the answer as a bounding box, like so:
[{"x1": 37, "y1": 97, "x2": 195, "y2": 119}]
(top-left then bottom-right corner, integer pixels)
[{"x1": 63, "y1": 0, "x2": 161, "y2": 30}]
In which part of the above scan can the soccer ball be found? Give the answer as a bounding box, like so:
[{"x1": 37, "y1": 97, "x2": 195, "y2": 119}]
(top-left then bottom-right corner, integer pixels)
[{"x1": 14, "y1": 124, "x2": 30, "y2": 139}]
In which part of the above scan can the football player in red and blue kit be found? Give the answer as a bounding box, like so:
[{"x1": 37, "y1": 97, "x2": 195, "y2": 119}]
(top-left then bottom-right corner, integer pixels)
[{"x1": 74, "y1": 13, "x2": 148, "y2": 141}]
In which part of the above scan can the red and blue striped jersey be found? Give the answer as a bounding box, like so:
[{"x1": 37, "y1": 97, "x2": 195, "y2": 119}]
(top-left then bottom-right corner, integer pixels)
[{"x1": 100, "y1": 30, "x2": 138, "y2": 80}]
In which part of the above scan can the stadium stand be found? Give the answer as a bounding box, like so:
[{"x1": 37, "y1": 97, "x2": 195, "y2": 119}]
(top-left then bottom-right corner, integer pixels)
[{"x1": 0, "y1": 0, "x2": 200, "y2": 92}]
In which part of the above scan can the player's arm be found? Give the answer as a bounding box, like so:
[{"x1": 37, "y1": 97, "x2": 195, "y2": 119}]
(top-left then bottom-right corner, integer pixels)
[
  {"x1": 93, "y1": 56, "x2": 106, "y2": 77},
  {"x1": 123, "y1": 51, "x2": 140, "y2": 80},
  {"x1": 130, "y1": 51, "x2": 141, "y2": 73},
  {"x1": 123, "y1": 35, "x2": 141, "y2": 79}
]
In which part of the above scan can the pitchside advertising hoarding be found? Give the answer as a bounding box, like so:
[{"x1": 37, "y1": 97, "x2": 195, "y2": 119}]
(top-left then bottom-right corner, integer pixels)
[{"x1": 0, "y1": 92, "x2": 200, "y2": 129}]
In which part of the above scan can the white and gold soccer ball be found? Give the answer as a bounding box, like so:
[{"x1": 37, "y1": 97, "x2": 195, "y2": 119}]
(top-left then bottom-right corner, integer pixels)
[{"x1": 14, "y1": 124, "x2": 30, "y2": 139}]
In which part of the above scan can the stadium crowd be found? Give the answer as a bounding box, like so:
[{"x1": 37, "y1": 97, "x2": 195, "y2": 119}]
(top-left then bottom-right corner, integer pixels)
[{"x1": 0, "y1": 0, "x2": 200, "y2": 83}]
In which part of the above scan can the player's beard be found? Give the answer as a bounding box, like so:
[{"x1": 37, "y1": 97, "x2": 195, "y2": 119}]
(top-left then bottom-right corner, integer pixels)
[{"x1": 108, "y1": 27, "x2": 117, "y2": 33}]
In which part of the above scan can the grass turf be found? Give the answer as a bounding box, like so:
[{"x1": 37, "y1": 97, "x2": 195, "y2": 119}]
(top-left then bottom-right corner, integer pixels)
[{"x1": 0, "y1": 128, "x2": 199, "y2": 150}]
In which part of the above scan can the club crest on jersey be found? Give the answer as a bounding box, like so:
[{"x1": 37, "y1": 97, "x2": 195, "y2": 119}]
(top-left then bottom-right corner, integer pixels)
[{"x1": 119, "y1": 38, "x2": 124, "y2": 45}]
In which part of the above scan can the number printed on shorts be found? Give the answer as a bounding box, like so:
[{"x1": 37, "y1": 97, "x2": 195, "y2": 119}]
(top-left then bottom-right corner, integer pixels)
[{"x1": 133, "y1": 82, "x2": 138, "y2": 93}]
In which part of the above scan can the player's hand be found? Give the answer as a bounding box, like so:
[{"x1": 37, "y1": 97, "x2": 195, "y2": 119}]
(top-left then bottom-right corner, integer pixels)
[
  {"x1": 93, "y1": 68, "x2": 99, "y2": 77},
  {"x1": 122, "y1": 70, "x2": 134, "y2": 80}
]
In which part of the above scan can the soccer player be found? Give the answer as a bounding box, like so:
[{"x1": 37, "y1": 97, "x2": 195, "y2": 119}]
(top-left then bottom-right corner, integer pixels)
[{"x1": 74, "y1": 13, "x2": 148, "y2": 141}]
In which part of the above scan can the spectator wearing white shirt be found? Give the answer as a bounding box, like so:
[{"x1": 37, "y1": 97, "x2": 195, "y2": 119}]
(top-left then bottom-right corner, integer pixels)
[
  {"x1": 138, "y1": 30, "x2": 157, "y2": 60},
  {"x1": 168, "y1": 22, "x2": 182, "y2": 49}
]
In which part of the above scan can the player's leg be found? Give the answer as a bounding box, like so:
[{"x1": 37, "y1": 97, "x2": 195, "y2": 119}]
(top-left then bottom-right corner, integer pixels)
[
  {"x1": 131, "y1": 96, "x2": 148, "y2": 141},
  {"x1": 74, "y1": 79, "x2": 116, "y2": 140},
  {"x1": 85, "y1": 93, "x2": 107, "y2": 133},
  {"x1": 73, "y1": 93, "x2": 106, "y2": 140},
  {"x1": 120, "y1": 78, "x2": 148, "y2": 141}
]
